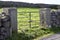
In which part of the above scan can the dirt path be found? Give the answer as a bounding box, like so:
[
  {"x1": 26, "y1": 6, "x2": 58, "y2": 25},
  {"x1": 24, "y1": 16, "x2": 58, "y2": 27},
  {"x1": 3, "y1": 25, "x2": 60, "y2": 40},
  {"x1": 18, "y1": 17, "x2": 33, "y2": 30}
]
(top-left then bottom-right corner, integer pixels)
[{"x1": 40, "y1": 33, "x2": 60, "y2": 40}]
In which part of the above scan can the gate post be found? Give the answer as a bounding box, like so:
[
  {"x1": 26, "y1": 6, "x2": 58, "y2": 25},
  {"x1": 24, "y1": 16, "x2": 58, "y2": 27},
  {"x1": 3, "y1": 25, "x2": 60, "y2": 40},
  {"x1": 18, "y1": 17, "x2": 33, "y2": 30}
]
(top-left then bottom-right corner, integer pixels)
[
  {"x1": 57, "y1": 6, "x2": 60, "y2": 27},
  {"x1": 39, "y1": 8, "x2": 51, "y2": 28},
  {"x1": 2, "y1": 7, "x2": 17, "y2": 33}
]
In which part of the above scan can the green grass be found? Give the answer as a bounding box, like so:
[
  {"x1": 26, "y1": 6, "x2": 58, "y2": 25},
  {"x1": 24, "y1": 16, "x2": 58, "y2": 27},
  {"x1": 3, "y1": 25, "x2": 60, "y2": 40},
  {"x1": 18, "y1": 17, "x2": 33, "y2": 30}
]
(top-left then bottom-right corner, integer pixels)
[
  {"x1": 17, "y1": 8, "x2": 39, "y2": 12},
  {"x1": 0, "y1": 8, "x2": 2, "y2": 13}
]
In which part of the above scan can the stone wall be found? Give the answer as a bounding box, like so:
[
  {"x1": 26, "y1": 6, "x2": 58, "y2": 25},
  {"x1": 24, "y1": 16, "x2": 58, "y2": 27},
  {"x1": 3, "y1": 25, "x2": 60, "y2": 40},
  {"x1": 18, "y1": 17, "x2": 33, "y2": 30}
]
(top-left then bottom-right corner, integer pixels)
[
  {"x1": 0, "y1": 7, "x2": 17, "y2": 40},
  {"x1": 0, "y1": 13, "x2": 10, "y2": 40},
  {"x1": 51, "y1": 10, "x2": 60, "y2": 27},
  {"x1": 40, "y1": 8, "x2": 60, "y2": 28}
]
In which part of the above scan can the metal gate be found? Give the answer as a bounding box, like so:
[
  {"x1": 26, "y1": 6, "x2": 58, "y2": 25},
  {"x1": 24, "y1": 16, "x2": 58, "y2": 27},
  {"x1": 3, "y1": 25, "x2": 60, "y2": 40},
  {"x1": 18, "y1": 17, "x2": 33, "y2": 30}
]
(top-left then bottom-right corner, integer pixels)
[{"x1": 17, "y1": 11, "x2": 40, "y2": 34}]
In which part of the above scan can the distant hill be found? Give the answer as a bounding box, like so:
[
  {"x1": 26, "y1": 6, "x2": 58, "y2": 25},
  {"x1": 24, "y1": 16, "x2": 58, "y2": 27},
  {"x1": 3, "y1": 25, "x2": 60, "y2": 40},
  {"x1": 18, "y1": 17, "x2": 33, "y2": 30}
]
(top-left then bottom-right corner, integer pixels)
[{"x1": 0, "y1": 1, "x2": 59, "y2": 8}]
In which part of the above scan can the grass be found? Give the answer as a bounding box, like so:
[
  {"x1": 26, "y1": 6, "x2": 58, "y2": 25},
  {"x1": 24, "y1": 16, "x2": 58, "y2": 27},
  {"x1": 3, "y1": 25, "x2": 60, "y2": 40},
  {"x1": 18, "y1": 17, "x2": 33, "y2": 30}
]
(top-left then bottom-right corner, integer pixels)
[
  {"x1": 0, "y1": 8, "x2": 60, "y2": 40},
  {"x1": 0, "y1": 8, "x2": 2, "y2": 13}
]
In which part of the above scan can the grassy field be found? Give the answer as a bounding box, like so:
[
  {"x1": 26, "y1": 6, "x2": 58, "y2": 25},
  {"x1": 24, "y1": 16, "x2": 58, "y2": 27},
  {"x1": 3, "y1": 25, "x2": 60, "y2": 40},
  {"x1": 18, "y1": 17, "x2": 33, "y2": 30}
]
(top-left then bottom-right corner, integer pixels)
[{"x1": 0, "y1": 8, "x2": 60, "y2": 40}]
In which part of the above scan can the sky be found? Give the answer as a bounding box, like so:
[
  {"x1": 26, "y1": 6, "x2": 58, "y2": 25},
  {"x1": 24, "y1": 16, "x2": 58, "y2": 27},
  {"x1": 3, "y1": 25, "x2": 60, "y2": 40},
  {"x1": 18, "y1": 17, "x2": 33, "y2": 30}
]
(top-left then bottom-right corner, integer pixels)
[{"x1": 1, "y1": 0, "x2": 60, "y2": 5}]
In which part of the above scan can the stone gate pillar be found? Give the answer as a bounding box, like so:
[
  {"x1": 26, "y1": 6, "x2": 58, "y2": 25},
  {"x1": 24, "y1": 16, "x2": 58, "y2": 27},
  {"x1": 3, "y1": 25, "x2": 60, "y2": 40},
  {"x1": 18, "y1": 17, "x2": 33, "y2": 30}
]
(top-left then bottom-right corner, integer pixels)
[
  {"x1": 57, "y1": 6, "x2": 60, "y2": 27},
  {"x1": 2, "y1": 7, "x2": 17, "y2": 35},
  {"x1": 39, "y1": 8, "x2": 51, "y2": 28}
]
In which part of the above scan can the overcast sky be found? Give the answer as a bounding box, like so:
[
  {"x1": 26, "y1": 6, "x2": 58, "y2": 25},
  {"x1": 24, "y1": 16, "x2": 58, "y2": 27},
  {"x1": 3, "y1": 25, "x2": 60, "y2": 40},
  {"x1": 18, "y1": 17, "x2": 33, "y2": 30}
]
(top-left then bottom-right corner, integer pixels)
[{"x1": 1, "y1": 0, "x2": 60, "y2": 5}]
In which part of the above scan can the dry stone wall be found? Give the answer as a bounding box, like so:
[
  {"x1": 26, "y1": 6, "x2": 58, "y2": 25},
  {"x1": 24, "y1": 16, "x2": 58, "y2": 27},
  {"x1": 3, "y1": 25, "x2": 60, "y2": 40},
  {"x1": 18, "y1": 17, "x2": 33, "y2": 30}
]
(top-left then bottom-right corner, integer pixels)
[
  {"x1": 40, "y1": 8, "x2": 60, "y2": 28},
  {"x1": 0, "y1": 13, "x2": 10, "y2": 40},
  {"x1": 0, "y1": 7, "x2": 17, "y2": 40},
  {"x1": 51, "y1": 10, "x2": 60, "y2": 27}
]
